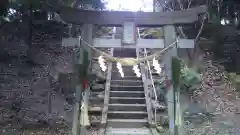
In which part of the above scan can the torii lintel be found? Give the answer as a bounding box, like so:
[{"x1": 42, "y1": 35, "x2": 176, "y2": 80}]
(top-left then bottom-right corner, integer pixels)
[{"x1": 59, "y1": 5, "x2": 207, "y2": 27}]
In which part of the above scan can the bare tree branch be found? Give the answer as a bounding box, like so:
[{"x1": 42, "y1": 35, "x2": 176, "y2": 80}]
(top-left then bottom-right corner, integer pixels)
[
  {"x1": 157, "y1": 0, "x2": 173, "y2": 11},
  {"x1": 188, "y1": 0, "x2": 193, "y2": 8},
  {"x1": 195, "y1": 16, "x2": 205, "y2": 42},
  {"x1": 177, "y1": 0, "x2": 184, "y2": 10}
]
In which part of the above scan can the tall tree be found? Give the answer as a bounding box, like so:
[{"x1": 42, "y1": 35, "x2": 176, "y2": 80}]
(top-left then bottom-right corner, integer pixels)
[{"x1": 0, "y1": 0, "x2": 9, "y2": 16}]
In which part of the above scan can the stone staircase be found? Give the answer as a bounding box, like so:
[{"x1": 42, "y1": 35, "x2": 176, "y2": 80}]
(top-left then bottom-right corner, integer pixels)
[
  {"x1": 107, "y1": 64, "x2": 148, "y2": 128},
  {"x1": 103, "y1": 48, "x2": 152, "y2": 135}
]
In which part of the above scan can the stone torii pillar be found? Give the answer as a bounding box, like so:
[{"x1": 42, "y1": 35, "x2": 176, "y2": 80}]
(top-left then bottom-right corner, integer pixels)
[
  {"x1": 66, "y1": 20, "x2": 93, "y2": 135},
  {"x1": 163, "y1": 25, "x2": 178, "y2": 135}
]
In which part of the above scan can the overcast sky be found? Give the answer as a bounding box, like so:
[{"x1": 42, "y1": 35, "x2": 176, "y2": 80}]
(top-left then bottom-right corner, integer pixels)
[{"x1": 103, "y1": 0, "x2": 153, "y2": 11}]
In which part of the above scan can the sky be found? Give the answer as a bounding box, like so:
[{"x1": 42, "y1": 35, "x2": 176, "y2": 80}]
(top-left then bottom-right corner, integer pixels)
[{"x1": 103, "y1": 0, "x2": 153, "y2": 11}]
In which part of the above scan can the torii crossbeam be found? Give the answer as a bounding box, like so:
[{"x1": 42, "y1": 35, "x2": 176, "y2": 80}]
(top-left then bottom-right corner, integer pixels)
[{"x1": 59, "y1": 5, "x2": 207, "y2": 27}]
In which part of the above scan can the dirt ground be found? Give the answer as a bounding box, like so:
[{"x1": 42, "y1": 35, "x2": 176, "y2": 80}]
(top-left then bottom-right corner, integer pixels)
[
  {"x1": 0, "y1": 54, "x2": 74, "y2": 135},
  {"x1": 184, "y1": 54, "x2": 240, "y2": 135}
]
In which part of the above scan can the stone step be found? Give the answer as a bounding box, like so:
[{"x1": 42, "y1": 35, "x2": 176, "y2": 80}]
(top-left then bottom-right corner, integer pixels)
[
  {"x1": 111, "y1": 80, "x2": 143, "y2": 86},
  {"x1": 109, "y1": 97, "x2": 145, "y2": 104},
  {"x1": 89, "y1": 106, "x2": 102, "y2": 112},
  {"x1": 110, "y1": 91, "x2": 145, "y2": 97},
  {"x1": 108, "y1": 104, "x2": 146, "y2": 111},
  {"x1": 112, "y1": 65, "x2": 137, "y2": 72},
  {"x1": 90, "y1": 88, "x2": 105, "y2": 92},
  {"x1": 111, "y1": 75, "x2": 142, "y2": 80},
  {"x1": 90, "y1": 92, "x2": 104, "y2": 97},
  {"x1": 112, "y1": 65, "x2": 135, "y2": 69},
  {"x1": 107, "y1": 119, "x2": 148, "y2": 128},
  {"x1": 105, "y1": 128, "x2": 151, "y2": 135},
  {"x1": 111, "y1": 70, "x2": 136, "y2": 77},
  {"x1": 110, "y1": 85, "x2": 144, "y2": 91},
  {"x1": 112, "y1": 48, "x2": 137, "y2": 57},
  {"x1": 108, "y1": 111, "x2": 148, "y2": 119}
]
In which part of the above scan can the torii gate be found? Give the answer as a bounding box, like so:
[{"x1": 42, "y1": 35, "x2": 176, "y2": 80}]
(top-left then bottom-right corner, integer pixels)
[{"x1": 61, "y1": 5, "x2": 207, "y2": 135}]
